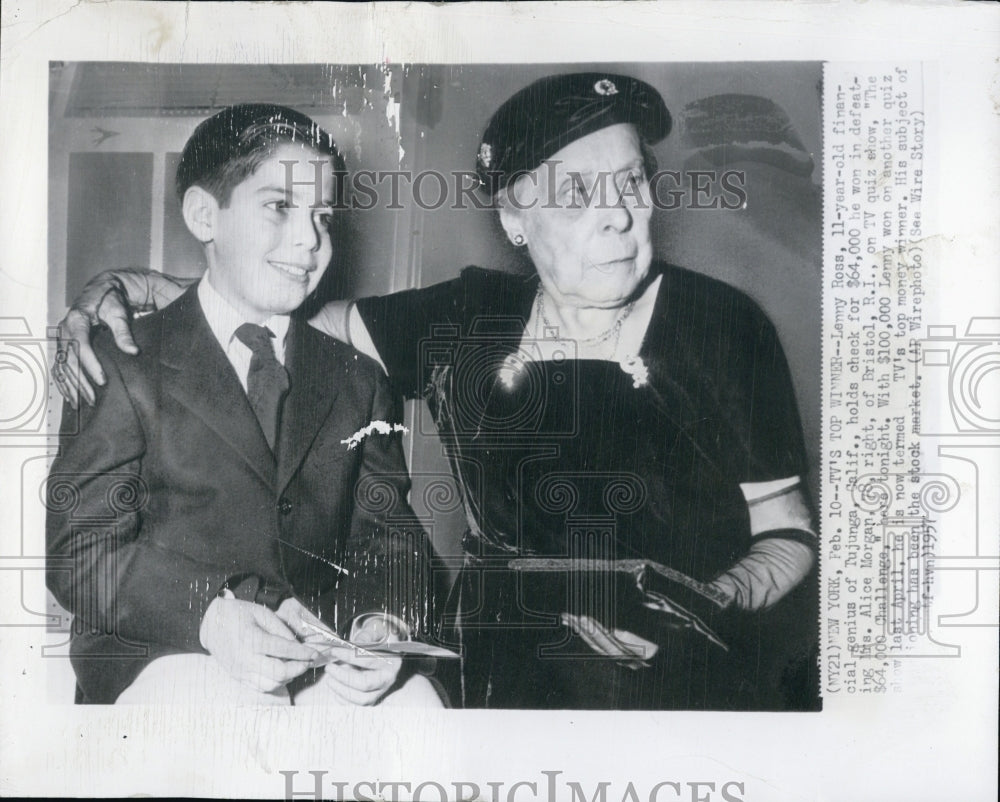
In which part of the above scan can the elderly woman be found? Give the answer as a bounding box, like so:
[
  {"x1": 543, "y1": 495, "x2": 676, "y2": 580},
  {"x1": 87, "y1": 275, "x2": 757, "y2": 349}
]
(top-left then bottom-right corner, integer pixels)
[{"x1": 56, "y1": 73, "x2": 818, "y2": 710}]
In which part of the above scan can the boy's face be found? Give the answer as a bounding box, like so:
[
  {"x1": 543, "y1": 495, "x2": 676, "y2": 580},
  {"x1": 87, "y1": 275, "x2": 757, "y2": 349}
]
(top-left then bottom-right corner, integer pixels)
[{"x1": 207, "y1": 143, "x2": 336, "y2": 321}]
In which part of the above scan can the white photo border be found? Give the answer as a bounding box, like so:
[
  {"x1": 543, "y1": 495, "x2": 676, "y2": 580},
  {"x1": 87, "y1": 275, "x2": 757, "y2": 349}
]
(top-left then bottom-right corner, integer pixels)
[{"x1": 1, "y1": 2, "x2": 997, "y2": 800}]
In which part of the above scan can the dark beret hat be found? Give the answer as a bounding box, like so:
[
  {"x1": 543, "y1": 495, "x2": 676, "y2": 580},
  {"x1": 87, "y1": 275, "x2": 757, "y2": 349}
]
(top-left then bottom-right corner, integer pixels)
[{"x1": 476, "y1": 72, "x2": 671, "y2": 194}]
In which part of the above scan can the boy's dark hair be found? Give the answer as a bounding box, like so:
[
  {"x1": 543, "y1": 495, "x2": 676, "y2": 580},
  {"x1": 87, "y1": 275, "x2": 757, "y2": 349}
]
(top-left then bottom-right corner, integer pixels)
[{"x1": 176, "y1": 103, "x2": 346, "y2": 207}]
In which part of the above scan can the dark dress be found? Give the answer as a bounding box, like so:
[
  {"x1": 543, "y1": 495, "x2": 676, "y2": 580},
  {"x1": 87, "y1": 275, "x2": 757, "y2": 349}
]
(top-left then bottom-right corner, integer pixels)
[{"x1": 356, "y1": 262, "x2": 819, "y2": 710}]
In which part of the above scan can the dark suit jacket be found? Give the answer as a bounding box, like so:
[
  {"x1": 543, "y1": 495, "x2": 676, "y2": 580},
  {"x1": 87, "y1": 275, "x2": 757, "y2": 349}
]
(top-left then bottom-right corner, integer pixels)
[{"x1": 46, "y1": 285, "x2": 430, "y2": 703}]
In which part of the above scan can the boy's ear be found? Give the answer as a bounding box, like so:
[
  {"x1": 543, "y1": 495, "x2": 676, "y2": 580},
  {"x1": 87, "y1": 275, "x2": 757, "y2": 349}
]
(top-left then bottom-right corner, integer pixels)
[{"x1": 181, "y1": 186, "x2": 218, "y2": 244}]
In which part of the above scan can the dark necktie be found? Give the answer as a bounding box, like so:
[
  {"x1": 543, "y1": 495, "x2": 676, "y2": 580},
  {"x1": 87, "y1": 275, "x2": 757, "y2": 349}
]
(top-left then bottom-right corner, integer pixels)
[{"x1": 234, "y1": 323, "x2": 289, "y2": 453}]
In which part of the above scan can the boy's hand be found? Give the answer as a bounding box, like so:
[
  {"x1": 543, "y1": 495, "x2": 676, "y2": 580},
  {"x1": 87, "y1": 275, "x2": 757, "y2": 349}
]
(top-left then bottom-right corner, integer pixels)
[
  {"x1": 199, "y1": 596, "x2": 320, "y2": 692},
  {"x1": 319, "y1": 615, "x2": 405, "y2": 705},
  {"x1": 275, "y1": 597, "x2": 338, "y2": 646}
]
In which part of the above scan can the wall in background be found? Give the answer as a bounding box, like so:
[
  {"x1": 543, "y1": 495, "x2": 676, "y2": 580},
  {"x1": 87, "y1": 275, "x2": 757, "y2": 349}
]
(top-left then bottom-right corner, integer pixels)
[{"x1": 48, "y1": 61, "x2": 823, "y2": 579}]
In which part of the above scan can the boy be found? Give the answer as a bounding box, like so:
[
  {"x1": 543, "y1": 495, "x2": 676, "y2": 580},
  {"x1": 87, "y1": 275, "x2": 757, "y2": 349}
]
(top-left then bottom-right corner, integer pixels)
[{"x1": 46, "y1": 104, "x2": 435, "y2": 705}]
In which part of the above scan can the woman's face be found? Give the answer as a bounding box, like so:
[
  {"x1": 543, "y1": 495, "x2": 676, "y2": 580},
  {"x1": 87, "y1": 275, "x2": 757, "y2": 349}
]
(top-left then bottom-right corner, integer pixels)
[{"x1": 502, "y1": 123, "x2": 654, "y2": 309}]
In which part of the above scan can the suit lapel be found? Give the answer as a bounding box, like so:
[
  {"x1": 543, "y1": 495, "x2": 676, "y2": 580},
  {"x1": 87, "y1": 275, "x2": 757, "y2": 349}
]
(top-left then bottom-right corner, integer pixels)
[
  {"x1": 277, "y1": 317, "x2": 339, "y2": 493},
  {"x1": 159, "y1": 286, "x2": 277, "y2": 490}
]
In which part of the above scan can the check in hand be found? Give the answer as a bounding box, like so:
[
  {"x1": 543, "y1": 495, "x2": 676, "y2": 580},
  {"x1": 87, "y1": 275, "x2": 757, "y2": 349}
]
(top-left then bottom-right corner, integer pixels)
[
  {"x1": 295, "y1": 612, "x2": 405, "y2": 706},
  {"x1": 198, "y1": 595, "x2": 320, "y2": 693},
  {"x1": 561, "y1": 612, "x2": 659, "y2": 671}
]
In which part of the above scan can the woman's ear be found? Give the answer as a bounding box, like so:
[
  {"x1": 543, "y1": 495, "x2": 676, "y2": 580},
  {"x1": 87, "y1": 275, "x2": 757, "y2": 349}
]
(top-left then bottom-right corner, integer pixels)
[
  {"x1": 181, "y1": 186, "x2": 218, "y2": 244},
  {"x1": 497, "y1": 179, "x2": 529, "y2": 247}
]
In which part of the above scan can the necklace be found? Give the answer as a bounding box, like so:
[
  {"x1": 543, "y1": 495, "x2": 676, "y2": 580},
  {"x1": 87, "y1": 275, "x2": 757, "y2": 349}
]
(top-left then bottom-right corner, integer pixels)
[{"x1": 535, "y1": 287, "x2": 635, "y2": 356}]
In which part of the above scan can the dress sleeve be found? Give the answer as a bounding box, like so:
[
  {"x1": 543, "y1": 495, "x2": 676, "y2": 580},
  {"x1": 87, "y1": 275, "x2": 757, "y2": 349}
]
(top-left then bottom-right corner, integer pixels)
[
  {"x1": 353, "y1": 275, "x2": 466, "y2": 400},
  {"x1": 723, "y1": 300, "x2": 809, "y2": 484}
]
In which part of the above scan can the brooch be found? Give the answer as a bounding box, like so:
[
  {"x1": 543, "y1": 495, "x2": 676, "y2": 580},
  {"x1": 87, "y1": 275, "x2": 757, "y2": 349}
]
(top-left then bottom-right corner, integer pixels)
[
  {"x1": 618, "y1": 354, "x2": 649, "y2": 388},
  {"x1": 498, "y1": 352, "x2": 523, "y2": 389}
]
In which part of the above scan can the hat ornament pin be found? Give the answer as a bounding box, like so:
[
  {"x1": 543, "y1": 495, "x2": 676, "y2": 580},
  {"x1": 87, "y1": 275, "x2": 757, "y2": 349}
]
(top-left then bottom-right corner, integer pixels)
[
  {"x1": 594, "y1": 79, "x2": 618, "y2": 96},
  {"x1": 478, "y1": 142, "x2": 492, "y2": 169}
]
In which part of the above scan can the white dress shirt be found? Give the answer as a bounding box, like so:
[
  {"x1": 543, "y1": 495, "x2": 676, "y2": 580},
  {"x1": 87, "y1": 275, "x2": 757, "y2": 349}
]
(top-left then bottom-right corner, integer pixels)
[{"x1": 197, "y1": 273, "x2": 290, "y2": 393}]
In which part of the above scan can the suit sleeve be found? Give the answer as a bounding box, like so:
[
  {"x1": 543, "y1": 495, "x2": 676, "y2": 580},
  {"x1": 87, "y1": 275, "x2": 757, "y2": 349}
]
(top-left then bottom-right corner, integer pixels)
[
  {"x1": 45, "y1": 337, "x2": 236, "y2": 653},
  {"x1": 337, "y1": 369, "x2": 434, "y2": 639}
]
